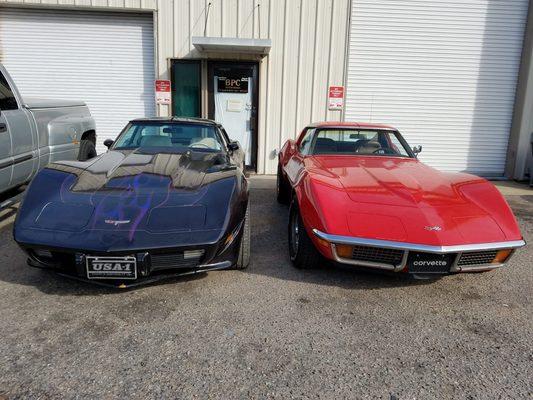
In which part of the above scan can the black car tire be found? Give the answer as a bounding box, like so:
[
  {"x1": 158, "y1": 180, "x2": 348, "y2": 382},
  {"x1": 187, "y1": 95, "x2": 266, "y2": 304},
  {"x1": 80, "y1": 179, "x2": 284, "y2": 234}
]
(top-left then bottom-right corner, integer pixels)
[
  {"x1": 277, "y1": 164, "x2": 289, "y2": 204},
  {"x1": 235, "y1": 205, "x2": 251, "y2": 269},
  {"x1": 288, "y1": 200, "x2": 321, "y2": 269}
]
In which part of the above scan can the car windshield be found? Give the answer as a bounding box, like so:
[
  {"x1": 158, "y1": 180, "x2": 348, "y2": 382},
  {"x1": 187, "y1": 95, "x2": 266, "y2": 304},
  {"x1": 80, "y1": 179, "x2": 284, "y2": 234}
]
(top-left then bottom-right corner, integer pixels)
[
  {"x1": 308, "y1": 129, "x2": 412, "y2": 157},
  {"x1": 113, "y1": 122, "x2": 225, "y2": 152}
]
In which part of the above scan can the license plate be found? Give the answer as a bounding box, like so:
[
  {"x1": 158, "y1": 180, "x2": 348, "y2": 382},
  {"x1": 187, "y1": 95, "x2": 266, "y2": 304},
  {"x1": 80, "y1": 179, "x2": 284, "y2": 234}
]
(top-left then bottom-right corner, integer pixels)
[
  {"x1": 86, "y1": 256, "x2": 137, "y2": 280},
  {"x1": 408, "y1": 252, "x2": 454, "y2": 274}
]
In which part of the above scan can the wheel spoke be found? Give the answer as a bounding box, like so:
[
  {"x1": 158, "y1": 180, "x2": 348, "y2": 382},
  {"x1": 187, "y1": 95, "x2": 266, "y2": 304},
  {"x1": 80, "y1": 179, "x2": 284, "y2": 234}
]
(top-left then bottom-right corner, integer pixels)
[{"x1": 290, "y1": 210, "x2": 299, "y2": 255}]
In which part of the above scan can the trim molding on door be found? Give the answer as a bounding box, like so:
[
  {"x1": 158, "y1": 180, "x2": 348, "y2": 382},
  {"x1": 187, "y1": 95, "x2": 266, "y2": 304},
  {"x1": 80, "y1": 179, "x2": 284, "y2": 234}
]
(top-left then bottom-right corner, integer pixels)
[{"x1": 0, "y1": 153, "x2": 32, "y2": 170}]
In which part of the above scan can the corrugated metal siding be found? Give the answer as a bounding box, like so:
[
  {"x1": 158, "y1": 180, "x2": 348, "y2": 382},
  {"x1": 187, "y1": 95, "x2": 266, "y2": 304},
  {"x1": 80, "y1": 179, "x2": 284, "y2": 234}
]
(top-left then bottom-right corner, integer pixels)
[
  {"x1": 154, "y1": 0, "x2": 350, "y2": 174},
  {"x1": 0, "y1": 0, "x2": 349, "y2": 174},
  {"x1": 345, "y1": 0, "x2": 528, "y2": 176},
  {"x1": 0, "y1": 8, "x2": 156, "y2": 153},
  {"x1": 0, "y1": 0, "x2": 157, "y2": 9}
]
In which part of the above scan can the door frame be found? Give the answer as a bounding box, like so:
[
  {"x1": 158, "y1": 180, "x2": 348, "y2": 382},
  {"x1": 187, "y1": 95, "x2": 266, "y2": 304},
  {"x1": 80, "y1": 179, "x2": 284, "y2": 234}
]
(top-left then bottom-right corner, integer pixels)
[{"x1": 207, "y1": 60, "x2": 259, "y2": 171}]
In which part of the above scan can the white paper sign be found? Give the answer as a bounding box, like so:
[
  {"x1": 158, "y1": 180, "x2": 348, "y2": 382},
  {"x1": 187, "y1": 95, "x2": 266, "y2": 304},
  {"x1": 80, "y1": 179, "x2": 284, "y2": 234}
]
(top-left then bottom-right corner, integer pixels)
[{"x1": 226, "y1": 99, "x2": 243, "y2": 112}]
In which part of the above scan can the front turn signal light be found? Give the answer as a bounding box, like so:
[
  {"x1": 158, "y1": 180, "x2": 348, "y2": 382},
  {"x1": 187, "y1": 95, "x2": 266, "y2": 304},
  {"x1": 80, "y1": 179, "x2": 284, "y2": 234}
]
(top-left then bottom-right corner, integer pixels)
[
  {"x1": 224, "y1": 232, "x2": 235, "y2": 247},
  {"x1": 492, "y1": 249, "x2": 512, "y2": 264},
  {"x1": 315, "y1": 236, "x2": 330, "y2": 248},
  {"x1": 335, "y1": 244, "x2": 353, "y2": 259}
]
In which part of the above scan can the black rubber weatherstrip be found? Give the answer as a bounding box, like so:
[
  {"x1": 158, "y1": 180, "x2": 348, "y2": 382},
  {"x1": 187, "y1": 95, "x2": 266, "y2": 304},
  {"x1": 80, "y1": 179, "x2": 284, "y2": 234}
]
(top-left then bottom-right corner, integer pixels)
[
  {"x1": 0, "y1": 159, "x2": 11, "y2": 169},
  {"x1": 13, "y1": 154, "x2": 32, "y2": 165},
  {"x1": 0, "y1": 154, "x2": 32, "y2": 169}
]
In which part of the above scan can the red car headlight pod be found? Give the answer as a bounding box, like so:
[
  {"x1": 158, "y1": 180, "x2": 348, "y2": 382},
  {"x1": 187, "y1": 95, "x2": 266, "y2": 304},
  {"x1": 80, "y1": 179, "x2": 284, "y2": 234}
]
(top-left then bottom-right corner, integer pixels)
[
  {"x1": 458, "y1": 180, "x2": 521, "y2": 239},
  {"x1": 307, "y1": 177, "x2": 352, "y2": 233}
]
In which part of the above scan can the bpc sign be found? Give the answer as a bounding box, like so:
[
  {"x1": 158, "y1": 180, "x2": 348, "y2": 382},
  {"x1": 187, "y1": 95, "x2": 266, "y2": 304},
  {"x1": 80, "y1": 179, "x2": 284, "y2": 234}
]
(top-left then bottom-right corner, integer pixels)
[
  {"x1": 155, "y1": 80, "x2": 171, "y2": 105},
  {"x1": 217, "y1": 77, "x2": 249, "y2": 93},
  {"x1": 328, "y1": 86, "x2": 344, "y2": 110}
]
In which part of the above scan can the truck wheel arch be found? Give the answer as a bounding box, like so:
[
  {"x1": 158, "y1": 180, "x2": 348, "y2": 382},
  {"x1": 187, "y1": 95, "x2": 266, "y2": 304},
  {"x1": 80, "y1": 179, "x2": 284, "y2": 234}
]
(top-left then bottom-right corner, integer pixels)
[{"x1": 81, "y1": 129, "x2": 96, "y2": 140}]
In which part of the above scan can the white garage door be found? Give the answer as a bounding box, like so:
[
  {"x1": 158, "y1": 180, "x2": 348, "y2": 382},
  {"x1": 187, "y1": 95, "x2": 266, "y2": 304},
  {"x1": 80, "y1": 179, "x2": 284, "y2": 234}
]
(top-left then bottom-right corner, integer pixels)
[
  {"x1": 0, "y1": 8, "x2": 156, "y2": 154},
  {"x1": 345, "y1": 0, "x2": 528, "y2": 176}
]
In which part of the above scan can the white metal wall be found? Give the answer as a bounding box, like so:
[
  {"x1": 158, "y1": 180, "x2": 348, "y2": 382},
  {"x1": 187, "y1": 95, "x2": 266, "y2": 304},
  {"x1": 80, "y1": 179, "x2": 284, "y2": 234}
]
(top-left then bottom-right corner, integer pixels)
[
  {"x1": 0, "y1": 0, "x2": 156, "y2": 10},
  {"x1": 346, "y1": 0, "x2": 529, "y2": 176},
  {"x1": 0, "y1": 7, "x2": 156, "y2": 154},
  {"x1": 156, "y1": 0, "x2": 350, "y2": 174},
  {"x1": 0, "y1": 0, "x2": 350, "y2": 173}
]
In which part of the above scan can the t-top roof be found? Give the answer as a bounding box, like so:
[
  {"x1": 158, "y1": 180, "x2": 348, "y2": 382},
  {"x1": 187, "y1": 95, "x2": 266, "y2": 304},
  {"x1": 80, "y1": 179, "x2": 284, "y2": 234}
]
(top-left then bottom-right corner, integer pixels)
[
  {"x1": 308, "y1": 121, "x2": 398, "y2": 130},
  {"x1": 129, "y1": 117, "x2": 220, "y2": 126}
]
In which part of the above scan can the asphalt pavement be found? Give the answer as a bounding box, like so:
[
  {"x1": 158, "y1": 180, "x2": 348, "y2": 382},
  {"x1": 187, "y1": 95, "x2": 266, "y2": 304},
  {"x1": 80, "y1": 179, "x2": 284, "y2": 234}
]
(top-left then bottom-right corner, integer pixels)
[{"x1": 0, "y1": 177, "x2": 531, "y2": 399}]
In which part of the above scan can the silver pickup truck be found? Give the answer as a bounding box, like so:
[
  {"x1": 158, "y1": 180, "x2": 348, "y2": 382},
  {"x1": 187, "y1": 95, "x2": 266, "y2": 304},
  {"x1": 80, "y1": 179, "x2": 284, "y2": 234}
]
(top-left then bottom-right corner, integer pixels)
[{"x1": 0, "y1": 64, "x2": 95, "y2": 195}]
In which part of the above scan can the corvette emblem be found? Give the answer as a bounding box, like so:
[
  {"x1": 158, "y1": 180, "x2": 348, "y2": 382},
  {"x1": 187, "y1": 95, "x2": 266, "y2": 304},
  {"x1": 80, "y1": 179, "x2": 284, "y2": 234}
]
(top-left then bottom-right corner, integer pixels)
[
  {"x1": 105, "y1": 219, "x2": 131, "y2": 226},
  {"x1": 425, "y1": 225, "x2": 442, "y2": 231}
]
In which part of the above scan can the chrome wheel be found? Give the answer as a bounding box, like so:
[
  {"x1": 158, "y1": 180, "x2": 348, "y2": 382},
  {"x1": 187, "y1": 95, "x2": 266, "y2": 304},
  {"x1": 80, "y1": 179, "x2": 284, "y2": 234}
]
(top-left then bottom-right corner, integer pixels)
[{"x1": 290, "y1": 208, "x2": 299, "y2": 257}]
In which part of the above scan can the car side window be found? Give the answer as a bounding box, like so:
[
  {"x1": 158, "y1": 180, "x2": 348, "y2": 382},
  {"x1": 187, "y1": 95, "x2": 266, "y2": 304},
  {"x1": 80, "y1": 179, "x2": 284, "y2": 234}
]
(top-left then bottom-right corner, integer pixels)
[
  {"x1": 219, "y1": 128, "x2": 231, "y2": 146},
  {"x1": 0, "y1": 72, "x2": 18, "y2": 111},
  {"x1": 299, "y1": 129, "x2": 315, "y2": 155}
]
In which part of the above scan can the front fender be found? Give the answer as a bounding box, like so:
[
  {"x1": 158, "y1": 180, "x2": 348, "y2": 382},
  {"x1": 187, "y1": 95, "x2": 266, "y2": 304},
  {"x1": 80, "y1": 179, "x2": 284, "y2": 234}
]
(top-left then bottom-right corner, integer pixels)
[
  {"x1": 29, "y1": 106, "x2": 95, "y2": 148},
  {"x1": 48, "y1": 113, "x2": 96, "y2": 146},
  {"x1": 458, "y1": 179, "x2": 523, "y2": 241},
  {"x1": 294, "y1": 176, "x2": 344, "y2": 259}
]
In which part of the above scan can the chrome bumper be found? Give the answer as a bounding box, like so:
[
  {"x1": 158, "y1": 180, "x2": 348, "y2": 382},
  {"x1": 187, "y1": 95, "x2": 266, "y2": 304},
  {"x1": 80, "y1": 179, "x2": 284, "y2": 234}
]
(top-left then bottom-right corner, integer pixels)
[{"x1": 313, "y1": 229, "x2": 526, "y2": 273}]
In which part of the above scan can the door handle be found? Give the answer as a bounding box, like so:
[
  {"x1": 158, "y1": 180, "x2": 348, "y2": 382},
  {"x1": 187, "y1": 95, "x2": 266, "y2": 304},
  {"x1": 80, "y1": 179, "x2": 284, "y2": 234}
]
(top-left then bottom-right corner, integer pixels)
[{"x1": 0, "y1": 123, "x2": 7, "y2": 133}]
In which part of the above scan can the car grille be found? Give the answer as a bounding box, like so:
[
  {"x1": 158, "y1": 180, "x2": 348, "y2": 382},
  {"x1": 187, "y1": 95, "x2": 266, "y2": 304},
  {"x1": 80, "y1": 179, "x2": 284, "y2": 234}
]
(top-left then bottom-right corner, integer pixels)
[
  {"x1": 457, "y1": 250, "x2": 498, "y2": 266},
  {"x1": 150, "y1": 250, "x2": 204, "y2": 271},
  {"x1": 30, "y1": 249, "x2": 75, "y2": 267},
  {"x1": 351, "y1": 246, "x2": 405, "y2": 266}
]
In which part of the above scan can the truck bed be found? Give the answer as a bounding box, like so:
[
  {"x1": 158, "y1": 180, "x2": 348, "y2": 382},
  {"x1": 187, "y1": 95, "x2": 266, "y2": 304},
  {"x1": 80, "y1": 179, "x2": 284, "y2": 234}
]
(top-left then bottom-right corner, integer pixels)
[{"x1": 23, "y1": 97, "x2": 87, "y2": 109}]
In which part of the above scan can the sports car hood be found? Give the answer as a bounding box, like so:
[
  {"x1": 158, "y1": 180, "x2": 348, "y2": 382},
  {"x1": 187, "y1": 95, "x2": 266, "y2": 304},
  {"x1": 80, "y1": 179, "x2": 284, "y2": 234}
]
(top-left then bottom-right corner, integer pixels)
[
  {"x1": 307, "y1": 156, "x2": 522, "y2": 245},
  {"x1": 49, "y1": 149, "x2": 235, "y2": 193},
  {"x1": 312, "y1": 156, "x2": 471, "y2": 207},
  {"x1": 14, "y1": 149, "x2": 244, "y2": 252}
]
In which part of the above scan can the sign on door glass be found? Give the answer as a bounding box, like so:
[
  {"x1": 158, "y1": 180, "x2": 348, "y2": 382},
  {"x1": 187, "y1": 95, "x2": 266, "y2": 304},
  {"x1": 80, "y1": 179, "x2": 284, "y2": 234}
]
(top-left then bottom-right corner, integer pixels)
[{"x1": 217, "y1": 77, "x2": 249, "y2": 93}]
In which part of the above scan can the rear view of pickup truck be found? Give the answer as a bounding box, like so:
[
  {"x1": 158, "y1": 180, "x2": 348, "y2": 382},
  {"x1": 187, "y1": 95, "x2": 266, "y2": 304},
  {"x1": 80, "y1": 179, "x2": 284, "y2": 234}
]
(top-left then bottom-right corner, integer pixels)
[{"x1": 0, "y1": 63, "x2": 95, "y2": 195}]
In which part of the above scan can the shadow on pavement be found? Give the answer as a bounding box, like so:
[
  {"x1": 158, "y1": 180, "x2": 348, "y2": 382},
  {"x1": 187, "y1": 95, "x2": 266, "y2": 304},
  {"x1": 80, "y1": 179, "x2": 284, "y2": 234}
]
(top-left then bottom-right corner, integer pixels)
[
  {"x1": 0, "y1": 224, "x2": 208, "y2": 296},
  {"x1": 506, "y1": 195, "x2": 533, "y2": 224},
  {"x1": 0, "y1": 206, "x2": 17, "y2": 224},
  {"x1": 247, "y1": 185, "x2": 436, "y2": 290},
  {"x1": 0, "y1": 180, "x2": 435, "y2": 295},
  {"x1": 0, "y1": 186, "x2": 24, "y2": 226}
]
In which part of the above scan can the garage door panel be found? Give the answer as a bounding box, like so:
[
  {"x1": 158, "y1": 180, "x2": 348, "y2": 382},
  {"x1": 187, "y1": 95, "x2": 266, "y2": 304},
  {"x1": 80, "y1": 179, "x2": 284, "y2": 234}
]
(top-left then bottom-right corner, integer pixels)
[
  {"x1": 0, "y1": 8, "x2": 156, "y2": 154},
  {"x1": 345, "y1": 0, "x2": 528, "y2": 176}
]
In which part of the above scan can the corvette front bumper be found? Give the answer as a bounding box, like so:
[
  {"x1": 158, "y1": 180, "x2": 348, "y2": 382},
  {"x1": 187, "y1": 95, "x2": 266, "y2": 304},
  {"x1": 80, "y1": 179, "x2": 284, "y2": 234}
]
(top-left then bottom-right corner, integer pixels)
[
  {"x1": 313, "y1": 229, "x2": 526, "y2": 274},
  {"x1": 27, "y1": 257, "x2": 232, "y2": 288},
  {"x1": 21, "y1": 228, "x2": 244, "y2": 288}
]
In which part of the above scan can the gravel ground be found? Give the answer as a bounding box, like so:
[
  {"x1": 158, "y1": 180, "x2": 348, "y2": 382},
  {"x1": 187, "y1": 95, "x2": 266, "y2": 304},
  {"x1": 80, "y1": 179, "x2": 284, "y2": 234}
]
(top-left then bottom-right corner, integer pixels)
[{"x1": 0, "y1": 177, "x2": 531, "y2": 399}]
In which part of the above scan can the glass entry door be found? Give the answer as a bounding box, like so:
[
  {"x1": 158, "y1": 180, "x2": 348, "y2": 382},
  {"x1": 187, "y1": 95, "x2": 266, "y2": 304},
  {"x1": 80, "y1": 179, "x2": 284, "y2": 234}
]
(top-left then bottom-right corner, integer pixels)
[
  {"x1": 208, "y1": 62, "x2": 258, "y2": 169},
  {"x1": 171, "y1": 60, "x2": 201, "y2": 118}
]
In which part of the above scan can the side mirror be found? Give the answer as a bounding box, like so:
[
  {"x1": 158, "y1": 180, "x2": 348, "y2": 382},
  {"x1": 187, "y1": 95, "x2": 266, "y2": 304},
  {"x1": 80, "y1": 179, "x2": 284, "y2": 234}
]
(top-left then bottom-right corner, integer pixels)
[
  {"x1": 228, "y1": 141, "x2": 240, "y2": 152},
  {"x1": 103, "y1": 139, "x2": 114, "y2": 149},
  {"x1": 412, "y1": 145, "x2": 422, "y2": 155}
]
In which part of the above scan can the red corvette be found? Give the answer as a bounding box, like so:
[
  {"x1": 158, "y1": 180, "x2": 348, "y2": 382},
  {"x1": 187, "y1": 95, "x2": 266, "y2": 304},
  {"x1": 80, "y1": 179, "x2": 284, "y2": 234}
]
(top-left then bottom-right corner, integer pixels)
[{"x1": 277, "y1": 122, "x2": 525, "y2": 277}]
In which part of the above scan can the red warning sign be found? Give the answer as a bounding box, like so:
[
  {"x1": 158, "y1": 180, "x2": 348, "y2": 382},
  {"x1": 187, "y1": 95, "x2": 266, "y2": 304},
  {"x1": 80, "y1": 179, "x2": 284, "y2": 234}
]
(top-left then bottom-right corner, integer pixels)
[
  {"x1": 328, "y1": 86, "x2": 344, "y2": 110},
  {"x1": 155, "y1": 80, "x2": 171, "y2": 105}
]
